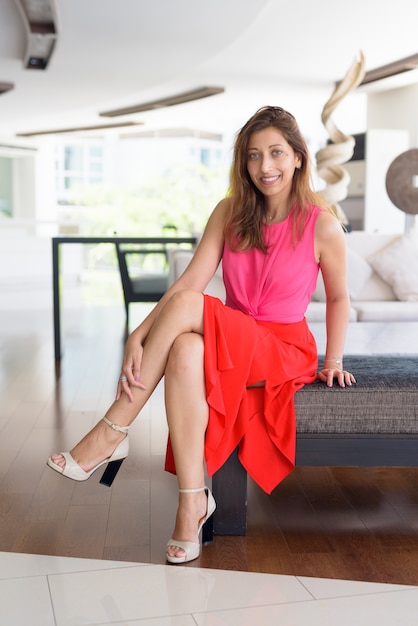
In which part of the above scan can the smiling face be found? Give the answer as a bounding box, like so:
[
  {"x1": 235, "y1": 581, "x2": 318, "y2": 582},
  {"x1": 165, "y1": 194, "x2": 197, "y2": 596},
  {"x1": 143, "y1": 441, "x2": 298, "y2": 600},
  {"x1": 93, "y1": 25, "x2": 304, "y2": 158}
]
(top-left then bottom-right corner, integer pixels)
[{"x1": 246, "y1": 127, "x2": 301, "y2": 208}]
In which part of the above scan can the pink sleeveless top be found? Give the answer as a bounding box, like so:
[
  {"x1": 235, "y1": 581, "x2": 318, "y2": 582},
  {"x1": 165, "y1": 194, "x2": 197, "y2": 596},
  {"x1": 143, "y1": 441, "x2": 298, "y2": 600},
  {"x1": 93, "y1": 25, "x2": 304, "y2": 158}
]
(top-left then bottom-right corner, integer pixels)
[{"x1": 222, "y1": 205, "x2": 321, "y2": 323}]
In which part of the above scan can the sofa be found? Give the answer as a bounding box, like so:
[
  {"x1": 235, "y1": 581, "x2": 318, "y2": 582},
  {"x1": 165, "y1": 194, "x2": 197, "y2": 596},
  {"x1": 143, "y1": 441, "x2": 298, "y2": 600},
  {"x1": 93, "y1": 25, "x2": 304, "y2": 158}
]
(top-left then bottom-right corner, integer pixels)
[{"x1": 168, "y1": 228, "x2": 418, "y2": 323}]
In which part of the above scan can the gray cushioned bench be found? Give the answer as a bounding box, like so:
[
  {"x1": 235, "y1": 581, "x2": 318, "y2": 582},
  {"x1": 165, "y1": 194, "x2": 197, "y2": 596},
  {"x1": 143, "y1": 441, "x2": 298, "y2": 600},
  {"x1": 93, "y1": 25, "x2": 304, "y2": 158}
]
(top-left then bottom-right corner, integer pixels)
[{"x1": 204, "y1": 355, "x2": 418, "y2": 540}]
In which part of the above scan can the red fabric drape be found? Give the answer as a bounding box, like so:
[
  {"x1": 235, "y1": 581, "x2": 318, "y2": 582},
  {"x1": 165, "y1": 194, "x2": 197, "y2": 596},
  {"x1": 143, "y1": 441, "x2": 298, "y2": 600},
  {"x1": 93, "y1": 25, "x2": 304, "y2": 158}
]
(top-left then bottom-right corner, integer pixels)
[{"x1": 165, "y1": 295, "x2": 317, "y2": 494}]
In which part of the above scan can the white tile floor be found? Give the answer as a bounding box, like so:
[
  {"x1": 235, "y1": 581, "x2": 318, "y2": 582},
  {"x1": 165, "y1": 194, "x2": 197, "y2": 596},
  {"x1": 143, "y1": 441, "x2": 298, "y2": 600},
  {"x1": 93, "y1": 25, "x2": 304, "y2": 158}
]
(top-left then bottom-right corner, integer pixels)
[{"x1": 2, "y1": 550, "x2": 418, "y2": 626}]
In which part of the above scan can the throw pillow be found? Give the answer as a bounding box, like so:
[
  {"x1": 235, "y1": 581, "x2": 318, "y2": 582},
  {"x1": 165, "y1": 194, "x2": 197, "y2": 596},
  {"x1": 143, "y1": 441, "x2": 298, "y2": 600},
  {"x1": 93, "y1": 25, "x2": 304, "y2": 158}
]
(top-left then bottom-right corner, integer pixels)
[
  {"x1": 346, "y1": 248, "x2": 374, "y2": 300},
  {"x1": 368, "y1": 229, "x2": 418, "y2": 301},
  {"x1": 312, "y1": 247, "x2": 373, "y2": 302}
]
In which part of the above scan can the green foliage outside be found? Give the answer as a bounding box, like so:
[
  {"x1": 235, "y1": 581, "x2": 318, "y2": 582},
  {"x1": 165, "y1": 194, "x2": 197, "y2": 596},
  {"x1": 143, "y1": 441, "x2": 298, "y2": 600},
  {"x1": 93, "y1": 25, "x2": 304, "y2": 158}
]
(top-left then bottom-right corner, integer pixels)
[
  {"x1": 68, "y1": 162, "x2": 229, "y2": 237},
  {"x1": 65, "y1": 162, "x2": 229, "y2": 274}
]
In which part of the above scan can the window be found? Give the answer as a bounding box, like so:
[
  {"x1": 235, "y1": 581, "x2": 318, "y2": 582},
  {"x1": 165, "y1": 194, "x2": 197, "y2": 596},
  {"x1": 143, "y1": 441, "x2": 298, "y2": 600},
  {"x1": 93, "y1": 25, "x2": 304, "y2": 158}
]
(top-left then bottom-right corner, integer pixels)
[
  {"x1": 55, "y1": 140, "x2": 105, "y2": 203},
  {"x1": 0, "y1": 157, "x2": 13, "y2": 216}
]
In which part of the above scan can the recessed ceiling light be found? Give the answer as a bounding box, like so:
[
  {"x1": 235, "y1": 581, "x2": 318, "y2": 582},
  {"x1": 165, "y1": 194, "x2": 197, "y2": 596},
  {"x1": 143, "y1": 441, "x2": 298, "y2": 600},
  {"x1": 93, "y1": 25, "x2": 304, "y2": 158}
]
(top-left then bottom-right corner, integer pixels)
[
  {"x1": 100, "y1": 86, "x2": 225, "y2": 117},
  {"x1": 120, "y1": 127, "x2": 223, "y2": 141},
  {"x1": 16, "y1": 121, "x2": 143, "y2": 137},
  {"x1": 0, "y1": 82, "x2": 14, "y2": 95},
  {"x1": 360, "y1": 53, "x2": 418, "y2": 85}
]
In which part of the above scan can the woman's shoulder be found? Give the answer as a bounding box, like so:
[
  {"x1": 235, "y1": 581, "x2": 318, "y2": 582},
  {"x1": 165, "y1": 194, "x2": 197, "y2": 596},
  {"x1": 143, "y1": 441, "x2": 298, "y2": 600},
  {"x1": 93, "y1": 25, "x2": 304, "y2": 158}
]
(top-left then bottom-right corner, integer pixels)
[
  {"x1": 208, "y1": 197, "x2": 233, "y2": 226},
  {"x1": 314, "y1": 208, "x2": 346, "y2": 242},
  {"x1": 215, "y1": 196, "x2": 233, "y2": 213},
  {"x1": 200, "y1": 197, "x2": 231, "y2": 242},
  {"x1": 315, "y1": 207, "x2": 342, "y2": 227}
]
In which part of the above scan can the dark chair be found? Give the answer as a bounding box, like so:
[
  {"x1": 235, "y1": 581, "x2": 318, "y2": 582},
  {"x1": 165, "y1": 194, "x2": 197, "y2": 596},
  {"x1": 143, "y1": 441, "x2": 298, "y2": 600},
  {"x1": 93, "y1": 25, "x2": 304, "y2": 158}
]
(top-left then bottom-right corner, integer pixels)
[{"x1": 115, "y1": 242, "x2": 169, "y2": 328}]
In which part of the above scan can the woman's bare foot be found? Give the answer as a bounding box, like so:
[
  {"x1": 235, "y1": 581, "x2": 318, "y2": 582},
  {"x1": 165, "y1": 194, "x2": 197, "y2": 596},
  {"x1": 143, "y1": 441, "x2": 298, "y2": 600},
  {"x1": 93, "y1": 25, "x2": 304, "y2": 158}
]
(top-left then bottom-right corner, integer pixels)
[
  {"x1": 166, "y1": 489, "x2": 208, "y2": 560},
  {"x1": 50, "y1": 418, "x2": 126, "y2": 473}
]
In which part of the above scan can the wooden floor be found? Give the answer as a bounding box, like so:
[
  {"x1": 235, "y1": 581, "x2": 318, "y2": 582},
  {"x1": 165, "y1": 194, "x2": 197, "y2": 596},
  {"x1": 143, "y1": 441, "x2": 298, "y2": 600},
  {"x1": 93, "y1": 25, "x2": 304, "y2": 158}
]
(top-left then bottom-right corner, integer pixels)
[{"x1": 1, "y1": 304, "x2": 418, "y2": 586}]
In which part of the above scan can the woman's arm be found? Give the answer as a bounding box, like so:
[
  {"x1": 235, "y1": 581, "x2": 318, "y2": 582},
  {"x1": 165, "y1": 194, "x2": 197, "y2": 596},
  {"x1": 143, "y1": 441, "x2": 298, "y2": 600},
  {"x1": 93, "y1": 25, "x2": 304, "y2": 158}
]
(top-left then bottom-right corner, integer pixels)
[
  {"x1": 132, "y1": 197, "x2": 227, "y2": 338},
  {"x1": 118, "y1": 198, "x2": 229, "y2": 394},
  {"x1": 314, "y1": 211, "x2": 356, "y2": 388}
]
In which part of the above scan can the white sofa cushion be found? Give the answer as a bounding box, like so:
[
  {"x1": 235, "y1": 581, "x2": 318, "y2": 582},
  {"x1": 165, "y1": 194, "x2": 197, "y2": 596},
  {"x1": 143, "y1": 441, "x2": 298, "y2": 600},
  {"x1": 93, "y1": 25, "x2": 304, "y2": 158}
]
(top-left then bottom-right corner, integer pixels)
[
  {"x1": 306, "y1": 301, "x2": 358, "y2": 322},
  {"x1": 368, "y1": 229, "x2": 418, "y2": 302},
  {"x1": 346, "y1": 248, "x2": 374, "y2": 299},
  {"x1": 344, "y1": 231, "x2": 398, "y2": 301},
  {"x1": 351, "y1": 272, "x2": 396, "y2": 302},
  {"x1": 354, "y1": 301, "x2": 418, "y2": 322},
  {"x1": 312, "y1": 248, "x2": 373, "y2": 302}
]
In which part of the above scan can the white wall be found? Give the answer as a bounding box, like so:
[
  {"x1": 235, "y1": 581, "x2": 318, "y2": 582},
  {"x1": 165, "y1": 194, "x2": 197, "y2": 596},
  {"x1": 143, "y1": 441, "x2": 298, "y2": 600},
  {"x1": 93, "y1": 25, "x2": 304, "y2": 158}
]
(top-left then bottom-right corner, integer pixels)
[
  {"x1": 364, "y1": 129, "x2": 409, "y2": 233},
  {"x1": 368, "y1": 83, "x2": 418, "y2": 147},
  {"x1": 363, "y1": 83, "x2": 418, "y2": 233},
  {"x1": 13, "y1": 156, "x2": 36, "y2": 222},
  {"x1": 34, "y1": 137, "x2": 58, "y2": 236}
]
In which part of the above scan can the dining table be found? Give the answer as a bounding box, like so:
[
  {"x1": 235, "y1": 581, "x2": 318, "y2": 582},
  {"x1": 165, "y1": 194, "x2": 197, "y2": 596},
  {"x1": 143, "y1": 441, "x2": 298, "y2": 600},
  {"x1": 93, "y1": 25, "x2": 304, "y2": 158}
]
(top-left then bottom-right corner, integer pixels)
[{"x1": 52, "y1": 235, "x2": 196, "y2": 363}]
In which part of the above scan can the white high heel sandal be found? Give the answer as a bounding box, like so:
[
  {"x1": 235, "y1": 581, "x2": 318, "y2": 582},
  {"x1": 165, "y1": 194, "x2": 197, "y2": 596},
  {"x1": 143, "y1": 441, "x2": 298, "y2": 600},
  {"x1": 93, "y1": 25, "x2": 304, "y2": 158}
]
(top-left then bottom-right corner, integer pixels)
[
  {"x1": 166, "y1": 486, "x2": 216, "y2": 564},
  {"x1": 46, "y1": 417, "x2": 129, "y2": 487}
]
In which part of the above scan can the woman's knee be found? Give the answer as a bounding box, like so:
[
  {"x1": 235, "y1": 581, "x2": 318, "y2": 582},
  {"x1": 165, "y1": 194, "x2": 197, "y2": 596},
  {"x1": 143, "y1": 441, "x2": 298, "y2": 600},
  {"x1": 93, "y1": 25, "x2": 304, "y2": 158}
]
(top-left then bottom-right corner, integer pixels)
[
  {"x1": 166, "y1": 332, "x2": 204, "y2": 378},
  {"x1": 165, "y1": 289, "x2": 203, "y2": 317},
  {"x1": 161, "y1": 289, "x2": 205, "y2": 334}
]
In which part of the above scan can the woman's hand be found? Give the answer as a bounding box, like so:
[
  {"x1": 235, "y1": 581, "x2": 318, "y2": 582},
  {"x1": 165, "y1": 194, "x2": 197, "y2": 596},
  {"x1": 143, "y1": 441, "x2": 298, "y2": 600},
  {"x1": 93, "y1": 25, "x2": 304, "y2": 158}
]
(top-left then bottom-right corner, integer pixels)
[
  {"x1": 317, "y1": 367, "x2": 356, "y2": 388},
  {"x1": 113, "y1": 200, "x2": 227, "y2": 403},
  {"x1": 116, "y1": 330, "x2": 147, "y2": 402}
]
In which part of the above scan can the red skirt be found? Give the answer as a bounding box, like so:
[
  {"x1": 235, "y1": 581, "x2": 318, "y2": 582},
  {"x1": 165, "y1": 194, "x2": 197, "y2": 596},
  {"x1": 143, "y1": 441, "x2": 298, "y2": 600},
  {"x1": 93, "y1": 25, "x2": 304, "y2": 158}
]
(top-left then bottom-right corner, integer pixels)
[{"x1": 165, "y1": 294, "x2": 318, "y2": 494}]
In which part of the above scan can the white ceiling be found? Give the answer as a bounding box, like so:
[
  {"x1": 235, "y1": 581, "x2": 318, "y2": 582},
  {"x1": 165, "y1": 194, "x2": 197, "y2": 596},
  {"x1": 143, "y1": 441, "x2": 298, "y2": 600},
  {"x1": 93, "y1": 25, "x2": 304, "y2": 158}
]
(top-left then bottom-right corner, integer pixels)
[{"x1": 0, "y1": 0, "x2": 418, "y2": 142}]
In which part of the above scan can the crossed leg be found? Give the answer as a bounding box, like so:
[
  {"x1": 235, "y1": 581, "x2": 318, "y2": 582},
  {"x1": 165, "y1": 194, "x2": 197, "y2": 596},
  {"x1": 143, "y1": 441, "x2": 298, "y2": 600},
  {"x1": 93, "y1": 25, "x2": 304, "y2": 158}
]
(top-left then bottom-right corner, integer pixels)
[
  {"x1": 50, "y1": 290, "x2": 206, "y2": 472},
  {"x1": 49, "y1": 290, "x2": 210, "y2": 556}
]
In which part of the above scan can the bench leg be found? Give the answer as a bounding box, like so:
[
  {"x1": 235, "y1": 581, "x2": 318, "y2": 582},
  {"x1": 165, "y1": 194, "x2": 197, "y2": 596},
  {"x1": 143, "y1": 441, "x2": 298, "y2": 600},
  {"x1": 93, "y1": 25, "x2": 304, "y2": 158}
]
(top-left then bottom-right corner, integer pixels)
[{"x1": 211, "y1": 448, "x2": 247, "y2": 537}]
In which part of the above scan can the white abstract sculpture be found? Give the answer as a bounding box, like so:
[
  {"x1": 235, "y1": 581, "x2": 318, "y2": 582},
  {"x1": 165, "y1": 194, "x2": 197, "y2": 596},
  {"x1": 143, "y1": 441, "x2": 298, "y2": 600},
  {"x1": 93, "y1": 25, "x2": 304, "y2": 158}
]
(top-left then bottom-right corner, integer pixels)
[{"x1": 316, "y1": 52, "x2": 366, "y2": 226}]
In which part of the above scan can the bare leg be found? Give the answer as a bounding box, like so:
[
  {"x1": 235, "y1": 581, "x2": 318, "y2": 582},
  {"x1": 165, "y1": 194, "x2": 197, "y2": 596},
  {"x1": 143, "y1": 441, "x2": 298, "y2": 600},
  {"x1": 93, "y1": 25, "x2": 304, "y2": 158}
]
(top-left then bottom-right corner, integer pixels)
[
  {"x1": 163, "y1": 333, "x2": 209, "y2": 559},
  {"x1": 51, "y1": 291, "x2": 205, "y2": 471}
]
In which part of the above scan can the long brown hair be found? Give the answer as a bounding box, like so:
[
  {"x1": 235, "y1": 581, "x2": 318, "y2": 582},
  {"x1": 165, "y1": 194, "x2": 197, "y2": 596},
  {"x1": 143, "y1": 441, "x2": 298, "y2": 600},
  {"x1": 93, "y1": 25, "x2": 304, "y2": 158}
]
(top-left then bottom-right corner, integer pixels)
[{"x1": 226, "y1": 106, "x2": 333, "y2": 252}]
